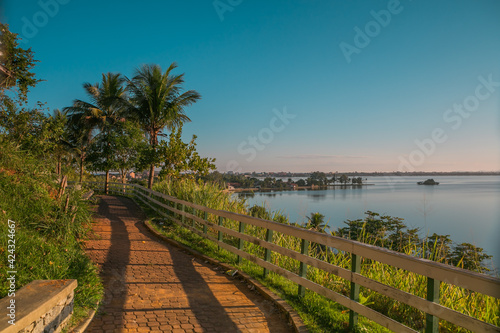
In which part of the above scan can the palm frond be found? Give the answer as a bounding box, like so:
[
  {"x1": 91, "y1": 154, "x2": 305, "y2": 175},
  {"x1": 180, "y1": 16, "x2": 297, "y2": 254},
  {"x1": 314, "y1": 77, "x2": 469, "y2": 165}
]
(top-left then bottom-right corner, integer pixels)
[{"x1": 126, "y1": 63, "x2": 200, "y2": 140}]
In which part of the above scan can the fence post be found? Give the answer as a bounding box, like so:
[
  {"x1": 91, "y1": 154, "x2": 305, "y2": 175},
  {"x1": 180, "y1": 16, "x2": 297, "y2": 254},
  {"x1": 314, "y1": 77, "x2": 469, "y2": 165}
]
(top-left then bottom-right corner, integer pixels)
[
  {"x1": 159, "y1": 196, "x2": 166, "y2": 215},
  {"x1": 203, "y1": 212, "x2": 208, "y2": 235},
  {"x1": 181, "y1": 204, "x2": 185, "y2": 225},
  {"x1": 237, "y1": 221, "x2": 245, "y2": 264},
  {"x1": 218, "y1": 216, "x2": 223, "y2": 251},
  {"x1": 192, "y1": 208, "x2": 196, "y2": 228},
  {"x1": 263, "y1": 228, "x2": 273, "y2": 278},
  {"x1": 349, "y1": 253, "x2": 361, "y2": 330},
  {"x1": 425, "y1": 277, "x2": 440, "y2": 333},
  {"x1": 168, "y1": 200, "x2": 173, "y2": 218},
  {"x1": 298, "y1": 239, "x2": 309, "y2": 297}
]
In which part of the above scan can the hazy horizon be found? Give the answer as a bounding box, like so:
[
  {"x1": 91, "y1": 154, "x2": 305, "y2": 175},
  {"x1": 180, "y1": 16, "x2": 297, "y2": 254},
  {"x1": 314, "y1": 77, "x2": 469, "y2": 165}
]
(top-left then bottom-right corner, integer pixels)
[
  {"x1": 222, "y1": 170, "x2": 500, "y2": 174},
  {"x1": 3, "y1": 0, "x2": 499, "y2": 173}
]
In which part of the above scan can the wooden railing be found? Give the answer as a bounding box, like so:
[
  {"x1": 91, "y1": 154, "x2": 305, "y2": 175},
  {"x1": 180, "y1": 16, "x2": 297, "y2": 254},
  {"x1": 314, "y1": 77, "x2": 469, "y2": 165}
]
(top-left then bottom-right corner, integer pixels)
[{"x1": 86, "y1": 181, "x2": 500, "y2": 333}]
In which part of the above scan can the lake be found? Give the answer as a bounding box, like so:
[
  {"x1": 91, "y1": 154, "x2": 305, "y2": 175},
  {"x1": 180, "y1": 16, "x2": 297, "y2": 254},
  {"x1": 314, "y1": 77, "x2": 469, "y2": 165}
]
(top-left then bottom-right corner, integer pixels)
[{"x1": 240, "y1": 176, "x2": 500, "y2": 270}]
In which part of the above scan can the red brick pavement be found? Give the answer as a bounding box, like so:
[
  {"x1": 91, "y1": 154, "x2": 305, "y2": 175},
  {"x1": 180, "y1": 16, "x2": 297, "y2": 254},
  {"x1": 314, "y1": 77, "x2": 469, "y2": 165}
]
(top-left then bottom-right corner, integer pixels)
[{"x1": 84, "y1": 195, "x2": 295, "y2": 333}]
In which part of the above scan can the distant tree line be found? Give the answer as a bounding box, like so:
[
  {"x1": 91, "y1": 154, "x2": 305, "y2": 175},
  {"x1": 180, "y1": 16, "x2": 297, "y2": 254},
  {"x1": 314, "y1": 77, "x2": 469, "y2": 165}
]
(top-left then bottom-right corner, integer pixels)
[{"x1": 203, "y1": 171, "x2": 366, "y2": 189}]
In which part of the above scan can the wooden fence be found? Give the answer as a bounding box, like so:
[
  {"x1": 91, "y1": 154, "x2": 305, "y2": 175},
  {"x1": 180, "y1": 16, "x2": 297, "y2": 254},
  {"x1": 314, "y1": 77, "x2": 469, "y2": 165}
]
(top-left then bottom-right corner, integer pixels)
[{"x1": 86, "y1": 181, "x2": 500, "y2": 333}]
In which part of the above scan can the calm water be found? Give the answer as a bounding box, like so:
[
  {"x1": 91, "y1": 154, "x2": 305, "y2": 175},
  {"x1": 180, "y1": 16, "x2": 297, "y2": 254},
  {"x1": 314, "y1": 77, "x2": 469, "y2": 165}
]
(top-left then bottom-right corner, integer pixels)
[{"x1": 241, "y1": 176, "x2": 500, "y2": 269}]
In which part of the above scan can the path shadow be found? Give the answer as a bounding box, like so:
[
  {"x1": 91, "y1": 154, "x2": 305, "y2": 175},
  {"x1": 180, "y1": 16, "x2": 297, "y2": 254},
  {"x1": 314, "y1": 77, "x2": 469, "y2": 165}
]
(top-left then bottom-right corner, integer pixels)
[
  {"x1": 168, "y1": 245, "x2": 240, "y2": 331},
  {"x1": 92, "y1": 196, "x2": 132, "y2": 330}
]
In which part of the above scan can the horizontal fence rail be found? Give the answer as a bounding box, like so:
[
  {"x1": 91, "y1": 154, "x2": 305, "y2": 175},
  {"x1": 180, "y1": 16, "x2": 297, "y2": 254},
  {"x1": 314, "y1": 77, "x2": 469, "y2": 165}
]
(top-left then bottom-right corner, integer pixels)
[{"x1": 81, "y1": 181, "x2": 500, "y2": 333}]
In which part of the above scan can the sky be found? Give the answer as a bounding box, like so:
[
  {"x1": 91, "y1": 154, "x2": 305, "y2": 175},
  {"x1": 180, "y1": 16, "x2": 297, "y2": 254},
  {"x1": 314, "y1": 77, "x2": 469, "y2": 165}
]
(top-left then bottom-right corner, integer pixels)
[{"x1": 2, "y1": 0, "x2": 499, "y2": 173}]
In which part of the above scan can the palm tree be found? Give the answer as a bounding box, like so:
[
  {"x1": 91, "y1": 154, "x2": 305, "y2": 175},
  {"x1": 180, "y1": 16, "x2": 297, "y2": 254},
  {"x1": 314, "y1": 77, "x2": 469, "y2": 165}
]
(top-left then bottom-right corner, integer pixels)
[
  {"x1": 126, "y1": 63, "x2": 201, "y2": 189},
  {"x1": 64, "y1": 72, "x2": 127, "y2": 191},
  {"x1": 306, "y1": 212, "x2": 328, "y2": 232},
  {"x1": 305, "y1": 212, "x2": 329, "y2": 256}
]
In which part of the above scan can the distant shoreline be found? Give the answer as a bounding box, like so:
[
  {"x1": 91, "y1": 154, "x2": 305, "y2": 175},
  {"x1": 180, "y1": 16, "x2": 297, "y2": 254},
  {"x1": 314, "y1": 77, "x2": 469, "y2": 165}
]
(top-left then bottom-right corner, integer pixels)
[
  {"x1": 226, "y1": 184, "x2": 375, "y2": 193},
  {"x1": 355, "y1": 172, "x2": 500, "y2": 176},
  {"x1": 247, "y1": 172, "x2": 500, "y2": 178}
]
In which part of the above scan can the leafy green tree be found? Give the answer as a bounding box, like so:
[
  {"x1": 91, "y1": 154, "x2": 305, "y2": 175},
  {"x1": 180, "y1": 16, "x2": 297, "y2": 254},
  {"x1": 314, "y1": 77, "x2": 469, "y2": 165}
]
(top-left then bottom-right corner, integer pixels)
[
  {"x1": 0, "y1": 23, "x2": 41, "y2": 103},
  {"x1": 126, "y1": 63, "x2": 201, "y2": 189},
  {"x1": 310, "y1": 171, "x2": 327, "y2": 186},
  {"x1": 426, "y1": 233, "x2": 452, "y2": 263},
  {"x1": 336, "y1": 211, "x2": 407, "y2": 249},
  {"x1": 262, "y1": 177, "x2": 275, "y2": 188},
  {"x1": 202, "y1": 171, "x2": 224, "y2": 187},
  {"x1": 352, "y1": 177, "x2": 363, "y2": 184},
  {"x1": 388, "y1": 226, "x2": 420, "y2": 253},
  {"x1": 334, "y1": 212, "x2": 491, "y2": 273},
  {"x1": 64, "y1": 72, "x2": 127, "y2": 190},
  {"x1": 113, "y1": 121, "x2": 147, "y2": 184},
  {"x1": 46, "y1": 109, "x2": 69, "y2": 175},
  {"x1": 249, "y1": 205, "x2": 271, "y2": 220},
  {"x1": 65, "y1": 119, "x2": 93, "y2": 183},
  {"x1": 450, "y1": 243, "x2": 492, "y2": 273},
  {"x1": 153, "y1": 126, "x2": 215, "y2": 179},
  {"x1": 0, "y1": 101, "x2": 48, "y2": 149},
  {"x1": 306, "y1": 177, "x2": 317, "y2": 186},
  {"x1": 0, "y1": 24, "x2": 58, "y2": 160},
  {"x1": 85, "y1": 128, "x2": 118, "y2": 184},
  {"x1": 339, "y1": 174, "x2": 350, "y2": 184},
  {"x1": 86, "y1": 120, "x2": 146, "y2": 187}
]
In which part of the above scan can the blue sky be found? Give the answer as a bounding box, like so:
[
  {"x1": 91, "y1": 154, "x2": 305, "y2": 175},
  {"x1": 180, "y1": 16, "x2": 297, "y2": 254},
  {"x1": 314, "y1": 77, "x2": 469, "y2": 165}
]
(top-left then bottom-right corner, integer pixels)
[{"x1": 3, "y1": 0, "x2": 500, "y2": 172}]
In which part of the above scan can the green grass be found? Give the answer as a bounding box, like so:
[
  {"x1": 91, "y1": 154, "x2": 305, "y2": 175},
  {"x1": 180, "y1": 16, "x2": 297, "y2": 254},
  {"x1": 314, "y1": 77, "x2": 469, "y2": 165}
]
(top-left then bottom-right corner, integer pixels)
[
  {"x1": 145, "y1": 177, "x2": 499, "y2": 333},
  {"x1": 0, "y1": 141, "x2": 103, "y2": 327}
]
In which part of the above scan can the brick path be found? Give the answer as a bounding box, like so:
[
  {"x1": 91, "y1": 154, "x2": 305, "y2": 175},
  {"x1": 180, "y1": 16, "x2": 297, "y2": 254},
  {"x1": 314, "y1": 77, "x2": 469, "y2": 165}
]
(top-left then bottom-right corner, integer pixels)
[{"x1": 84, "y1": 195, "x2": 295, "y2": 333}]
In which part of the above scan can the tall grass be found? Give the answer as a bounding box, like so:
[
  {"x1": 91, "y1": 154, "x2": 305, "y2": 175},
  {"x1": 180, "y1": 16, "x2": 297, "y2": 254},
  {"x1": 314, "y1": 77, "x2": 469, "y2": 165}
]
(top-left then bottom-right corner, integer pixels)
[
  {"x1": 149, "y1": 177, "x2": 499, "y2": 332},
  {"x1": 0, "y1": 141, "x2": 103, "y2": 325}
]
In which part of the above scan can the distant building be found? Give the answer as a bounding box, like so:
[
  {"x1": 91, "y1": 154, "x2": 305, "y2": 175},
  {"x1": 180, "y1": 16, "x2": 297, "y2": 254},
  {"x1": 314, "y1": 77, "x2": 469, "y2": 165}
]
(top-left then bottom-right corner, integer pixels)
[{"x1": 129, "y1": 172, "x2": 136, "y2": 179}]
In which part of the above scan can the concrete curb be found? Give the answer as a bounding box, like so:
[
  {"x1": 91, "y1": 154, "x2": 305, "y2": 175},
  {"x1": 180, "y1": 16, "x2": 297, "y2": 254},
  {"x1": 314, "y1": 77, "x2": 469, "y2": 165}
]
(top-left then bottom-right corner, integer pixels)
[
  {"x1": 68, "y1": 303, "x2": 98, "y2": 333},
  {"x1": 144, "y1": 220, "x2": 309, "y2": 333}
]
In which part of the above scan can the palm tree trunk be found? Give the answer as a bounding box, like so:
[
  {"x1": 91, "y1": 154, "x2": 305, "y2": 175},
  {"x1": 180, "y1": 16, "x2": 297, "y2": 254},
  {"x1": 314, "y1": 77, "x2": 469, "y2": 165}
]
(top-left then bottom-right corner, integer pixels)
[
  {"x1": 79, "y1": 156, "x2": 84, "y2": 183},
  {"x1": 148, "y1": 132, "x2": 157, "y2": 189},
  {"x1": 105, "y1": 170, "x2": 110, "y2": 194},
  {"x1": 148, "y1": 164, "x2": 155, "y2": 189},
  {"x1": 121, "y1": 169, "x2": 126, "y2": 193}
]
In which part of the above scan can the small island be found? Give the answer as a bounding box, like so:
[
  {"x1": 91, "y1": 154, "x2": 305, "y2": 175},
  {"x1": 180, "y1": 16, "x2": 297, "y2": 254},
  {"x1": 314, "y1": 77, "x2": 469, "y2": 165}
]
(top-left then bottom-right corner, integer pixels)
[{"x1": 417, "y1": 179, "x2": 440, "y2": 185}]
